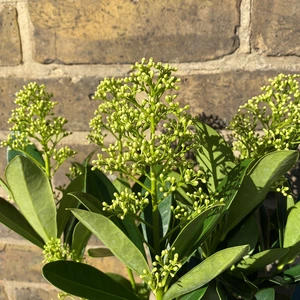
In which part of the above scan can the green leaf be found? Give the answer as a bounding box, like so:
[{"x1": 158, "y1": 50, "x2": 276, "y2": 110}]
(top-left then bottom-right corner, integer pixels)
[
  {"x1": 68, "y1": 191, "x2": 103, "y2": 213},
  {"x1": 0, "y1": 197, "x2": 44, "y2": 248},
  {"x1": 194, "y1": 122, "x2": 236, "y2": 193},
  {"x1": 227, "y1": 216, "x2": 259, "y2": 252},
  {"x1": 159, "y1": 193, "x2": 172, "y2": 238},
  {"x1": 71, "y1": 222, "x2": 92, "y2": 260},
  {"x1": 71, "y1": 209, "x2": 150, "y2": 275},
  {"x1": 178, "y1": 286, "x2": 208, "y2": 300},
  {"x1": 7, "y1": 138, "x2": 45, "y2": 167},
  {"x1": 171, "y1": 210, "x2": 212, "y2": 260},
  {"x1": 282, "y1": 264, "x2": 300, "y2": 282},
  {"x1": 218, "y1": 272, "x2": 258, "y2": 299},
  {"x1": 5, "y1": 156, "x2": 57, "y2": 242},
  {"x1": 113, "y1": 178, "x2": 131, "y2": 192},
  {"x1": 255, "y1": 288, "x2": 275, "y2": 300},
  {"x1": 42, "y1": 261, "x2": 140, "y2": 300},
  {"x1": 284, "y1": 201, "x2": 300, "y2": 248},
  {"x1": 163, "y1": 245, "x2": 250, "y2": 300},
  {"x1": 57, "y1": 174, "x2": 85, "y2": 238},
  {"x1": 233, "y1": 248, "x2": 289, "y2": 277},
  {"x1": 88, "y1": 247, "x2": 114, "y2": 258},
  {"x1": 222, "y1": 150, "x2": 298, "y2": 239}
]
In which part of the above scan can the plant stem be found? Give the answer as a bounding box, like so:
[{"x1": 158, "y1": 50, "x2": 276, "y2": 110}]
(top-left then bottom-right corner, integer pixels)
[
  {"x1": 156, "y1": 289, "x2": 164, "y2": 300},
  {"x1": 127, "y1": 267, "x2": 137, "y2": 294}
]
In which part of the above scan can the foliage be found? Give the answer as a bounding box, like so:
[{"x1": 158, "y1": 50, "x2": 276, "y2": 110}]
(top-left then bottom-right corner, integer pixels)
[{"x1": 0, "y1": 61, "x2": 299, "y2": 300}]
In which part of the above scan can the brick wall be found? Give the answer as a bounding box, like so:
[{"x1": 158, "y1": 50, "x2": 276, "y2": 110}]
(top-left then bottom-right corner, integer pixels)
[{"x1": 0, "y1": 0, "x2": 300, "y2": 298}]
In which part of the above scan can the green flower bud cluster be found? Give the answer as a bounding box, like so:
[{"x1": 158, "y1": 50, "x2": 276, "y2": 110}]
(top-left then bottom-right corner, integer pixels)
[
  {"x1": 171, "y1": 188, "x2": 224, "y2": 222},
  {"x1": 43, "y1": 238, "x2": 74, "y2": 263},
  {"x1": 88, "y1": 58, "x2": 194, "y2": 178},
  {"x1": 140, "y1": 247, "x2": 182, "y2": 295},
  {"x1": 102, "y1": 189, "x2": 149, "y2": 219},
  {"x1": 229, "y1": 74, "x2": 300, "y2": 159},
  {"x1": 1, "y1": 82, "x2": 76, "y2": 178}
]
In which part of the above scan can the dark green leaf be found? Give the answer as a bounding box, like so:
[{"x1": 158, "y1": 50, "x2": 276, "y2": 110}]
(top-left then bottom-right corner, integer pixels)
[
  {"x1": 178, "y1": 286, "x2": 208, "y2": 300},
  {"x1": 255, "y1": 288, "x2": 275, "y2": 300},
  {"x1": 194, "y1": 122, "x2": 236, "y2": 193},
  {"x1": 5, "y1": 156, "x2": 57, "y2": 242},
  {"x1": 0, "y1": 197, "x2": 44, "y2": 248},
  {"x1": 57, "y1": 174, "x2": 85, "y2": 238},
  {"x1": 42, "y1": 261, "x2": 140, "y2": 300},
  {"x1": 88, "y1": 247, "x2": 114, "y2": 258},
  {"x1": 233, "y1": 248, "x2": 288, "y2": 277},
  {"x1": 171, "y1": 210, "x2": 212, "y2": 261},
  {"x1": 7, "y1": 140, "x2": 45, "y2": 167},
  {"x1": 163, "y1": 245, "x2": 250, "y2": 300},
  {"x1": 227, "y1": 216, "x2": 259, "y2": 252},
  {"x1": 222, "y1": 150, "x2": 298, "y2": 240},
  {"x1": 71, "y1": 222, "x2": 92, "y2": 260},
  {"x1": 68, "y1": 191, "x2": 103, "y2": 213},
  {"x1": 71, "y1": 209, "x2": 150, "y2": 275}
]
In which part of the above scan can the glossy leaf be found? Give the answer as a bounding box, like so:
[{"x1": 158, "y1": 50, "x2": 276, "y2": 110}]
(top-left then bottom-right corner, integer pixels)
[
  {"x1": 233, "y1": 248, "x2": 288, "y2": 276},
  {"x1": 7, "y1": 139, "x2": 45, "y2": 167},
  {"x1": 71, "y1": 222, "x2": 92, "y2": 259},
  {"x1": 0, "y1": 197, "x2": 44, "y2": 248},
  {"x1": 218, "y1": 272, "x2": 258, "y2": 299},
  {"x1": 284, "y1": 201, "x2": 300, "y2": 248},
  {"x1": 255, "y1": 288, "x2": 275, "y2": 300},
  {"x1": 178, "y1": 286, "x2": 208, "y2": 300},
  {"x1": 163, "y1": 245, "x2": 250, "y2": 300},
  {"x1": 159, "y1": 193, "x2": 172, "y2": 238},
  {"x1": 194, "y1": 122, "x2": 236, "y2": 192},
  {"x1": 222, "y1": 150, "x2": 298, "y2": 239},
  {"x1": 68, "y1": 191, "x2": 103, "y2": 213},
  {"x1": 88, "y1": 247, "x2": 114, "y2": 258},
  {"x1": 56, "y1": 174, "x2": 85, "y2": 238},
  {"x1": 71, "y1": 209, "x2": 150, "y2": 275},
  {"x1": 171, "y1": 210, "x2": 212, "y2": 260},
  {"x1": 5, "y1": 156, "x2": 57, "y2": 242},
  {"x1": 227, "y1": 216, "x2": 259, "y2": 252},
  {"x1": 43, "y1": 260, "x2": 140, "y2": 300}
]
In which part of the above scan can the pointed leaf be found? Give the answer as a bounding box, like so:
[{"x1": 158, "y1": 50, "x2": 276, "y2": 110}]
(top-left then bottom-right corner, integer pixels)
[
  {"x1": 71, "y1": 222, "x2": 92, "y2": 260},
  {"x1": 0, "y1": 197, "x2": 44, "y2": 248},
  {"x1": 194, "y1": 122, "x2": 236, "y2": 192},
  {"x1": 255, "y1": 288, "x2": 275, "y2": 300},
  {"x1": 171, "y1": 210, "x2": 212, "y2": 260},
  {"x1": 284, "y1": 201, "x2": 300, "y2": 248},
  {"x1": 233, "y1": 248, "x2": 288, "y2": 277},
  {"x1": 163, "y1": 245, "x2": 250, "y2": 300},
  {"x1": 222, "y1": 150, "x2": 298, "y2": 239},
  {"x1": 88, "y1": 247, "x2": 114, "y2": 258},
  {"x1": 68, "y1": 191, "x2": 103, "y2": 213},
  {"x1": 71, "y1": 209, "x2": 150, "y2": 275},
  {"x1": 5, "y1": 156, "x2": 57, "y2": 242},
  {"x1": 178, "y1": 286, "x2": 208, "y2": 300},
  {"x1": 57, "y1": 174, "x2": 85, "y2": 237},
  {"x1": 43, "y1": 261, "x2": 140, "y2": 300}
]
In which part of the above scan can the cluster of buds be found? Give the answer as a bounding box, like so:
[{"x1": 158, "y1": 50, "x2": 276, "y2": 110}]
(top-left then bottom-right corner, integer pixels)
[
  {"x1": 229, "y1": 74, "x2": 300, "y2": 159},
  {"x1": 88, "y1": 58, "x2": 202, "y2": 218},
  {"x1": 1, "y1": 82, "x2": 76, "y2": 178},
  {"x1": 102, "y1": 189, "x2": 149, "y2": 219},
  {"x1": 140, "y1": 247, "x2": 182, "y2": 295},
  {"x1": 172, "y1": 188, "x2": 224, "y2": 222},
  {"x1": 43, "y1": 238, "x2": 75, "y2": 263}
]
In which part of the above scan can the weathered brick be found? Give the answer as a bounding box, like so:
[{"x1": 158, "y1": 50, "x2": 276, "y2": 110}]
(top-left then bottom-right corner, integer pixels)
[
  {"x1": 15, "y1": 286, "x2": 59, "y2": 300},
  {"x1": 173, "y1": 70, "x2": 287, "y2": 124},
  {"x1": 0, "y1": 282, "x2": 9, "y2": 300},
  {"x1": 0, "y1": 77, "x2": 100, "y2": 131},
  {"x1": 251, "y1": 1, "x2": 300, "y2": 56},
  {"x1": 0, "y1": 7, "x2": 22, "y2": 66},
  {"x1": 0, "y1": 243, "x2": 45, "y2": 282},
  {"x1": 28, "y1": 0, "x2": 241, "y2": 64}
]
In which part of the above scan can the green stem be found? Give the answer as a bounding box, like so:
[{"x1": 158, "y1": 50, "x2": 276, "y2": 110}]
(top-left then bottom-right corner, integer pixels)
[
  {"x1": 127, "y1": 267, "x2": 137, "y2": 294},
  {"x1": 156, "y1": 289, "x2": 164, "y2": 300}
]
